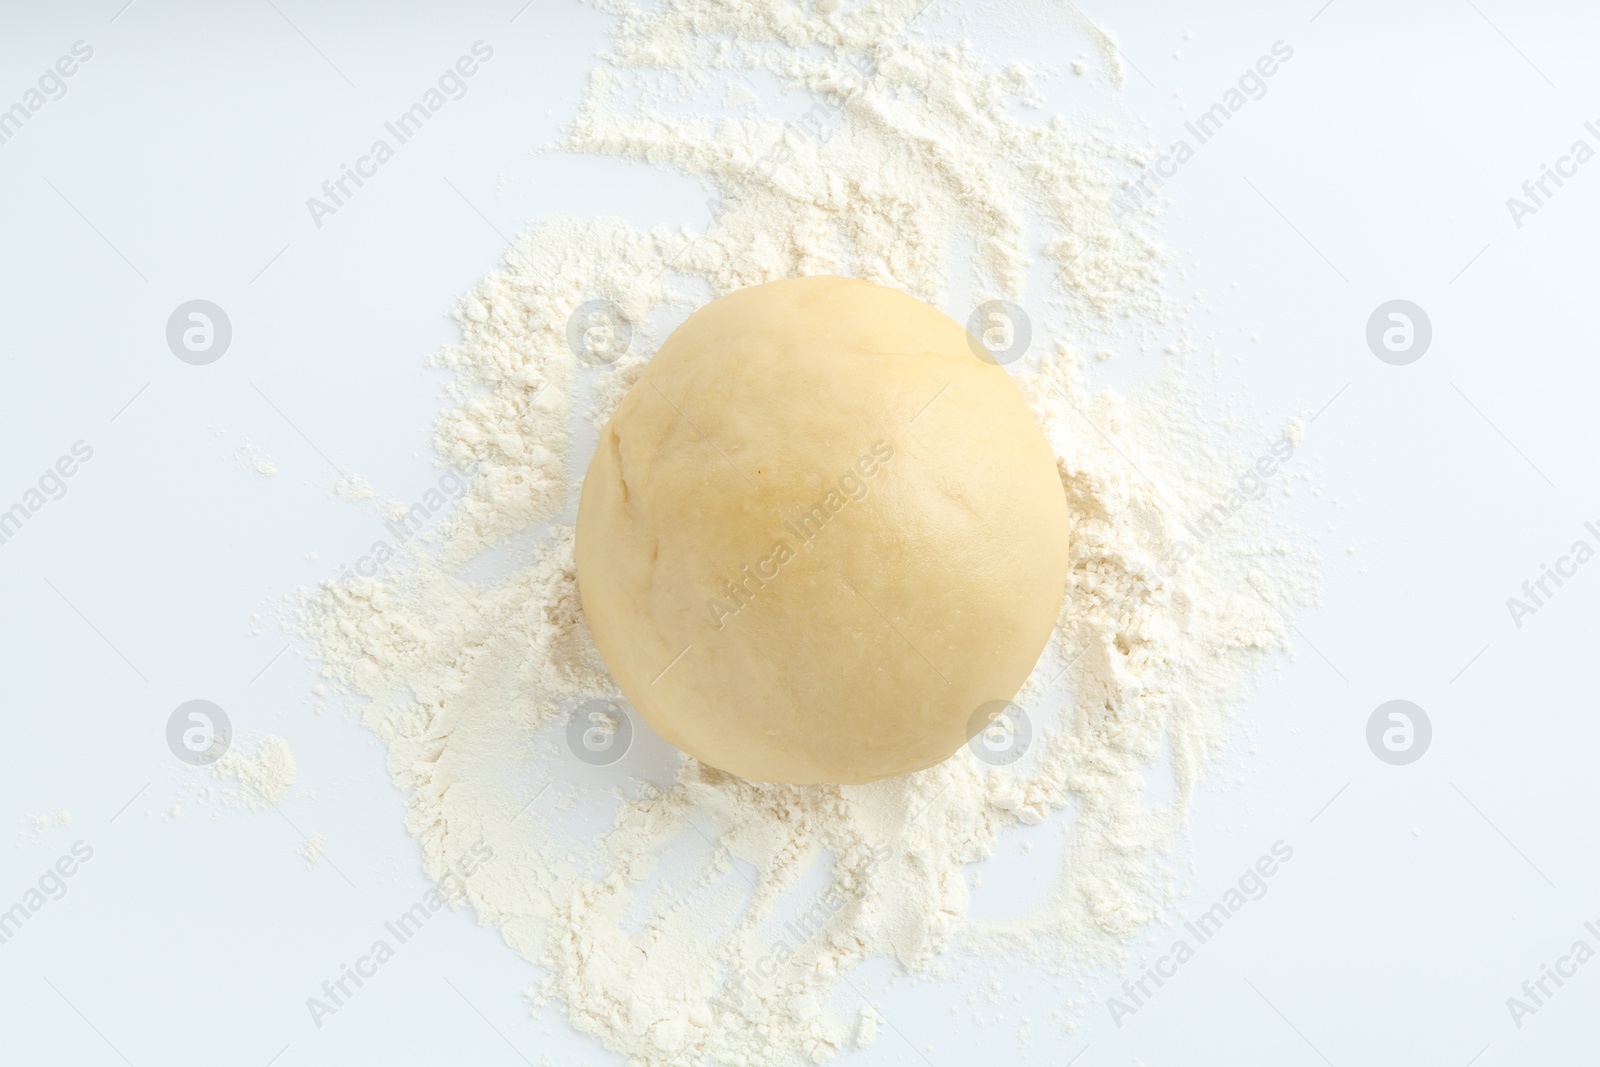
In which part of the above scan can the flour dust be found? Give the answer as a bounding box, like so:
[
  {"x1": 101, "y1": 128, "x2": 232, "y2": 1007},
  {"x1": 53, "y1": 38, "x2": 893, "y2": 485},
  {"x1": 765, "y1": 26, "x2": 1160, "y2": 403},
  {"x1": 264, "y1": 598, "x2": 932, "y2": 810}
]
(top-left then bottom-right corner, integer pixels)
[{"x1": 299, "y1": 2, "x2": 1315, "y2": 1063}]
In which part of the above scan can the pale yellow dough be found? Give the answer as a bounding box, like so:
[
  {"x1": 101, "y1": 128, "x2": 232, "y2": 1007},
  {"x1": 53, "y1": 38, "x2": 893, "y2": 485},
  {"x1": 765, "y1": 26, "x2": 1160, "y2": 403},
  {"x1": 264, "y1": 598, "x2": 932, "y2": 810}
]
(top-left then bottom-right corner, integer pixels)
[{"x1": 575, "y1": 276, "x2": 1070, "y2": 784}]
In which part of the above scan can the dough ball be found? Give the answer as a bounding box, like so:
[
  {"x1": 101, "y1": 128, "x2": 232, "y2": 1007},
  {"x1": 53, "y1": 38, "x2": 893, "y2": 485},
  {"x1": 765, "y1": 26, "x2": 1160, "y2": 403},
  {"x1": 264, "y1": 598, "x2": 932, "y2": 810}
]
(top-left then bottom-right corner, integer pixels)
[{"x1": 575, "y1": 276, "x2": 1069, "y2": 784}]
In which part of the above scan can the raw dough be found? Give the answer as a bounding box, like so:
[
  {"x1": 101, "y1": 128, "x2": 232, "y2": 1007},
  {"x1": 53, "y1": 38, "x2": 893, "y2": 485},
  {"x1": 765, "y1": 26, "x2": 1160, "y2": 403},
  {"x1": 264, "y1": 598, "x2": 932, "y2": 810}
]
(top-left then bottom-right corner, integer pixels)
[{"x1": 575, "y1": 276, "x2": 1070, "y2": 783}]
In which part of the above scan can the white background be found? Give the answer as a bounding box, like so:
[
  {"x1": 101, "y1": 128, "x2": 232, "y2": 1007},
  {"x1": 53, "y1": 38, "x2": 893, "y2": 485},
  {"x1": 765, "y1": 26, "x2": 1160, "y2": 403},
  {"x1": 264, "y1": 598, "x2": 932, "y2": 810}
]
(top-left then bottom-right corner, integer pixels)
[{"x1": 1, "y1": 1, "x2": 1596, "y2": 1065}]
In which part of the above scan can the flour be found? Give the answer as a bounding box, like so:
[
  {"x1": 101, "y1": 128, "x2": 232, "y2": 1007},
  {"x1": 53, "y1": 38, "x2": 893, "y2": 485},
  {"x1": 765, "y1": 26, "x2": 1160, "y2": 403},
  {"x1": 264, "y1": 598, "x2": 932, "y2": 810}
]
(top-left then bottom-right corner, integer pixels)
[
  {"x1": 210, "y1": 734, "x2": 297, "y2": 808},
  {"x1": 334, "y1": 472, "x2": 374, "y2": 501},
  {"x1": 23, "y1": 810, "x2": 73, "y2": 838},
  {"x1": 1060, "y1": 3, "x2": 1127, "y2": 87},
  {"x1": 238, "y1": 441, "x2": 278, "y2": 477},
  {"x1": 300, "y1": 833, "x2": 326, "y2": 866},
  {"x1": 299, "y1": 2, "x2": 1312, "y2": 1063}
]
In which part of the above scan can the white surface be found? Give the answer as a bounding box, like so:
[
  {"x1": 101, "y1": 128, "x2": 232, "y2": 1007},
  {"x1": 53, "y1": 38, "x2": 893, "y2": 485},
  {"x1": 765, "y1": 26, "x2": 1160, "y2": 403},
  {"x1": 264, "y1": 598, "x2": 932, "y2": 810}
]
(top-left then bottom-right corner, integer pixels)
[{"x1": 2, "y1": 1, "x2": 1596, "y2": 1064}]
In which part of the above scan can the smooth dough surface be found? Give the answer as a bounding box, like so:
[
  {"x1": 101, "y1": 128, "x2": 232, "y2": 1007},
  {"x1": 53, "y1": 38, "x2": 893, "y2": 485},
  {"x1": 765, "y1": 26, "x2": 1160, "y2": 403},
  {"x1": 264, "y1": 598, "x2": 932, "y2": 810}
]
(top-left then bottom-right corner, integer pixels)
[{"x1": 574, "y1": 275, "x2": 1071, "y2": 784}]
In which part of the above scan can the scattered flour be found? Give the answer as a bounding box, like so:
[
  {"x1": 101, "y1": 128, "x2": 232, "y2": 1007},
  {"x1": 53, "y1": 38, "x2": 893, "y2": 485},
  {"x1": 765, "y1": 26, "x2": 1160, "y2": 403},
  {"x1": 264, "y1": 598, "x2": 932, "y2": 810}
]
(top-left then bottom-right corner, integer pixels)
[
  {"x1": 210, "y1": 735, "x2": 298, "y2": 809},
  {"x1": 722, "y1": 83, "x2": 760, "y2": 109},
  {"x1": 1060, "y1": 3, "x2": 1127, "y2": 86},
  {"x1": 238, "y1": 442, "x2": 279, "y2": 477},
  {"x1": 300, "y1": 833, "x2": 325, "y2": 866},
  {"x1": 334, "y1": 473, "x2": 375, "y2": 501},
  {"x1": 298, "y1": 2, "x2": 1313, "y2": 1064},
  {"x1": 22, "y1": 810, "x2": 74, "y2": 838}
]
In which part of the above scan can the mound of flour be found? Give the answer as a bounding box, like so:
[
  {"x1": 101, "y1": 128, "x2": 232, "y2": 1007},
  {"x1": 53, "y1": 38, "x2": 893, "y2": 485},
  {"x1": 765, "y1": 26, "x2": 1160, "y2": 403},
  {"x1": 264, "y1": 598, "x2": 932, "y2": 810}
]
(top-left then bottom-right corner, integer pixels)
[{"x1": 300, "y1": 2, "x2": 1313, "y2": 1063}]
